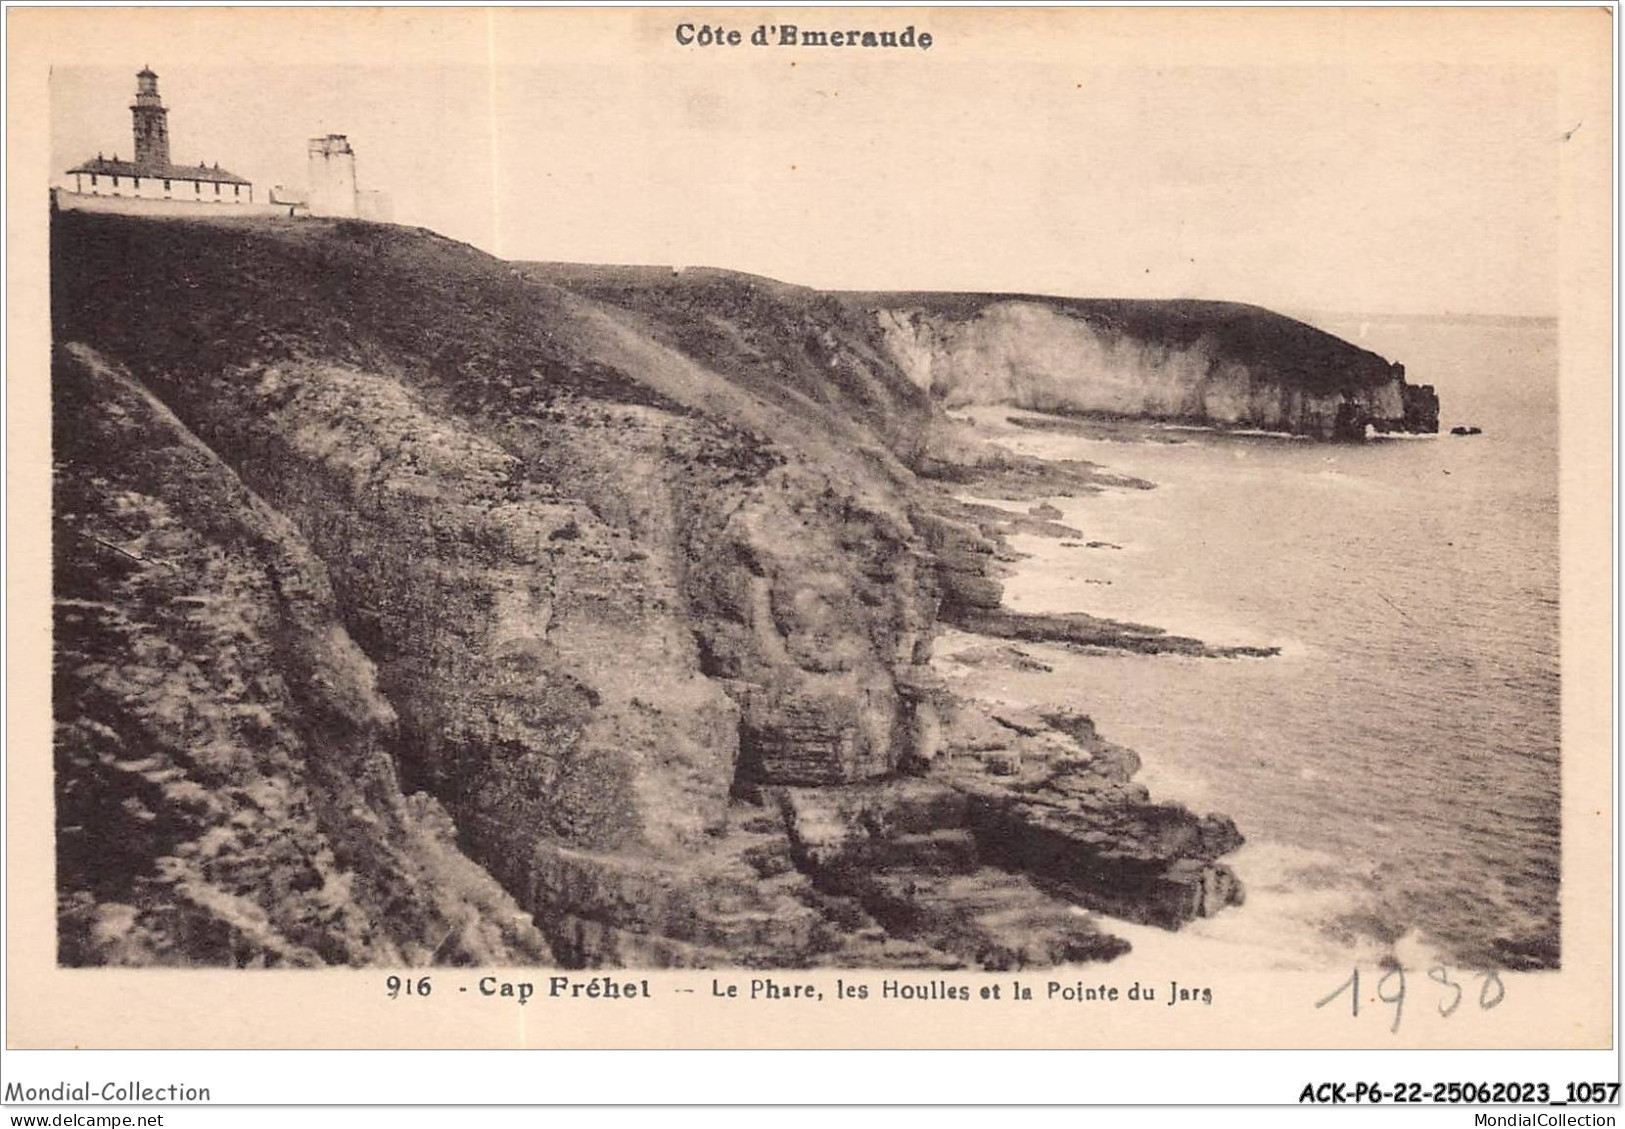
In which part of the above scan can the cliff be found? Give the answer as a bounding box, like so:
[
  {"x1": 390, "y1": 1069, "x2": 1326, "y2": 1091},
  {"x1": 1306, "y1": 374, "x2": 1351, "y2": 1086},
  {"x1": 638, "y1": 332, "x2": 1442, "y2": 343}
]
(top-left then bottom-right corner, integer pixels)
[
  {"x1": 53, "y1": 343, "x2": 551, "y2": 966},
  {"x1": 49, "y1": 213, "x2": 1324, "y2": 969},
  {"x1": 858, "y1": 294, "x2": 1439, "y2": 439}
]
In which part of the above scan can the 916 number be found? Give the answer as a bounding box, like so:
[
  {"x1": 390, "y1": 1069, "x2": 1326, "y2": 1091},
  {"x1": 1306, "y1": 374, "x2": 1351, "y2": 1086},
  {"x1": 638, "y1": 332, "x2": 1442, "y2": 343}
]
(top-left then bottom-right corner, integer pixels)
[
  {"x1": 1316, "y1": 965, "x2": 1504, "y2": 1034},
  {"x1": 385, "y1": 975, "x2": 433, "y2": 999}
]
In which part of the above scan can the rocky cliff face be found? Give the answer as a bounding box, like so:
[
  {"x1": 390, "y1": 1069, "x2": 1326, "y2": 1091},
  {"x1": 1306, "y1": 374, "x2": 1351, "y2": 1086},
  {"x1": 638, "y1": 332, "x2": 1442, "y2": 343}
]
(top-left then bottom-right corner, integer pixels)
[
  {"x1": 868, "y1": 296, "x2": 1439, "y2": 439},
  {"x1": 52, "y1": 214, "x2": 1276, "y2": 969},
  {"x1": 53, "y1": 343, "x2": 551, "y2": 967}
]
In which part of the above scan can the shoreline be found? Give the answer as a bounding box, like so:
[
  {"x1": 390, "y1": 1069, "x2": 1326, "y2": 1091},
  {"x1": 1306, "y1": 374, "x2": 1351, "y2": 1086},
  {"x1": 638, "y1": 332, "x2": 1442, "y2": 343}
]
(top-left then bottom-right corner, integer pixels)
[
  {"x1": 934, "y1": 626, "x2": 1395, "y2": 972},
  {"x1": 936, "y1": 413, "x2": 1383, "y2": 970},
  {"x1": 937, "y1": 400, "x2": 1558, "y2": 972}
]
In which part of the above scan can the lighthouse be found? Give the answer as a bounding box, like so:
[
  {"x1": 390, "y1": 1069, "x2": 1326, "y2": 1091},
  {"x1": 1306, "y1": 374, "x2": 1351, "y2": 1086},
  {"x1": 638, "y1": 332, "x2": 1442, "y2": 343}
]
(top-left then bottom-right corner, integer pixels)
[
  {"x1": 60, "y1": 68, "x2": 253, "y2": 209},
  {"x1": 130, "y1": 66, "x2": 170, "y2": 168},
  {"x1": 56, "y1": 66, "x2": 394, "y2": 220}
]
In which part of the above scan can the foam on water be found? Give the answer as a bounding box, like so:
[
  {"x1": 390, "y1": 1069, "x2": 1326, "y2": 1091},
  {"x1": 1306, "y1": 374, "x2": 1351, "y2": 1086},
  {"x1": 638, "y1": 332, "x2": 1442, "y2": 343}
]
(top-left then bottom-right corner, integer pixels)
[{"x1": 1090, "y1": 841, "x2": 1395, "y2": 973}]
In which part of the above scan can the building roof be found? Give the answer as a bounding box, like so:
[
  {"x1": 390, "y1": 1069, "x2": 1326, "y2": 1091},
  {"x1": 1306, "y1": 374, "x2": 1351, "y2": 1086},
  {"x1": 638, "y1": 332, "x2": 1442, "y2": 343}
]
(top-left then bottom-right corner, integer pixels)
[{"x1": 66, "y1": 156, "x2": 252, "y2": 185}]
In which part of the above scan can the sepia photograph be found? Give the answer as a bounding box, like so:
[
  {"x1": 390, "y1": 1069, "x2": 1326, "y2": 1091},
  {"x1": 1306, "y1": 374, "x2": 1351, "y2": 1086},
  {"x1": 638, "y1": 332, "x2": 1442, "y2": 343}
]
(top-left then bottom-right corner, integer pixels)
[{"x1": 5, "y1": 2, "x2": 1615, "y2": 1080}]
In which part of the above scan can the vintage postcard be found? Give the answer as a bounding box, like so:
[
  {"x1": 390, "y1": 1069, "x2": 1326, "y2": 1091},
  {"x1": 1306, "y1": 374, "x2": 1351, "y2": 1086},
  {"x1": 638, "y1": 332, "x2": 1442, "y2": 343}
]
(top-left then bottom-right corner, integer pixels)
[{"x1": 4, "y1": 4, "x2": 1615, "y2": 1069}]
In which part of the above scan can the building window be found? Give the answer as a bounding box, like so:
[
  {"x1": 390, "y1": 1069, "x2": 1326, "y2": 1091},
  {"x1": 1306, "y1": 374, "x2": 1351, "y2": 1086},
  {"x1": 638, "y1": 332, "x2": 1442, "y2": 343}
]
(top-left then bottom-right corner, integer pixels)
[
  {"x1": 214, "y1": 182, "x2": 220, "y2": 195},
  {"x1": 111, "y1": 175, "x2": 119, "y2": 187},
  {"x1": 133, "y1": 176, "x2": 140, "y2": 189},
  {"x1": 195, "y1": 181, "x2": 201, "y2": 194},
  {"x1": 90, "y1": 173, "x2": 97, "y2": 186},
  {"x1": 234, "y1": 184, "x2": 240, "y2": 198},
  {"x1": 163, "y1": 179, "x2": 171, "y2": 191}
]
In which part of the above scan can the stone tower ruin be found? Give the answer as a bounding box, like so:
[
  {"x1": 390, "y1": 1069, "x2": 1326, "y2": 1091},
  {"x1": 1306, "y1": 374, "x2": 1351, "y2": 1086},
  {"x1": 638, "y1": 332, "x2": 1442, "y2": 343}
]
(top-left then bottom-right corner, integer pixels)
[{"x1": 307, "y1": 134, "x2": 358, "y2": 218}]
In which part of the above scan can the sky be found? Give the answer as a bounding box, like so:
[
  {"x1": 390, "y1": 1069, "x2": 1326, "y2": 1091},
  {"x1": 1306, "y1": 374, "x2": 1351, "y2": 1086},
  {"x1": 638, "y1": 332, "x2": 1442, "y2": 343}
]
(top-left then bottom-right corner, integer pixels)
[{"x1": 43, "y1": 8, "x2": 1602, "y2": 318}]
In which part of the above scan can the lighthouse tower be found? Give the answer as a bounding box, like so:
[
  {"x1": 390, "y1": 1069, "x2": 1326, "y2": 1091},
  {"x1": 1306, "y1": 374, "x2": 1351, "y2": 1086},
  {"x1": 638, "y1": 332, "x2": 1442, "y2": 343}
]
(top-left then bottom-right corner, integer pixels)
[
  {"x1": 130, "y1": 66, "x2": 170, "y2": 168},
  {"x1": 57, "y1": 65, "x2": 255, "y2": 213}
]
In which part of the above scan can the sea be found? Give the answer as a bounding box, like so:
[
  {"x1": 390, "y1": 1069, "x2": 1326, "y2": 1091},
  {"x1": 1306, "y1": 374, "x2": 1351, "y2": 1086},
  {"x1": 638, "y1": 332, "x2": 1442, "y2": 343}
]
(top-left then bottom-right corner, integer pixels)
[{"x1": 945, "y1": 314, "x2": 1561, "y2": 973}]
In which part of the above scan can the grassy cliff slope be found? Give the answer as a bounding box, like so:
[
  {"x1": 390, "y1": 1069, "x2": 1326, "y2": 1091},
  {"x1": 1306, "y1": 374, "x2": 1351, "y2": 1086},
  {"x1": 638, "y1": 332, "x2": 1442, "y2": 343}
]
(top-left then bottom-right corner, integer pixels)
[{"x1": 53, "y1": 213, "x2": 1269, "y2": 968}]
